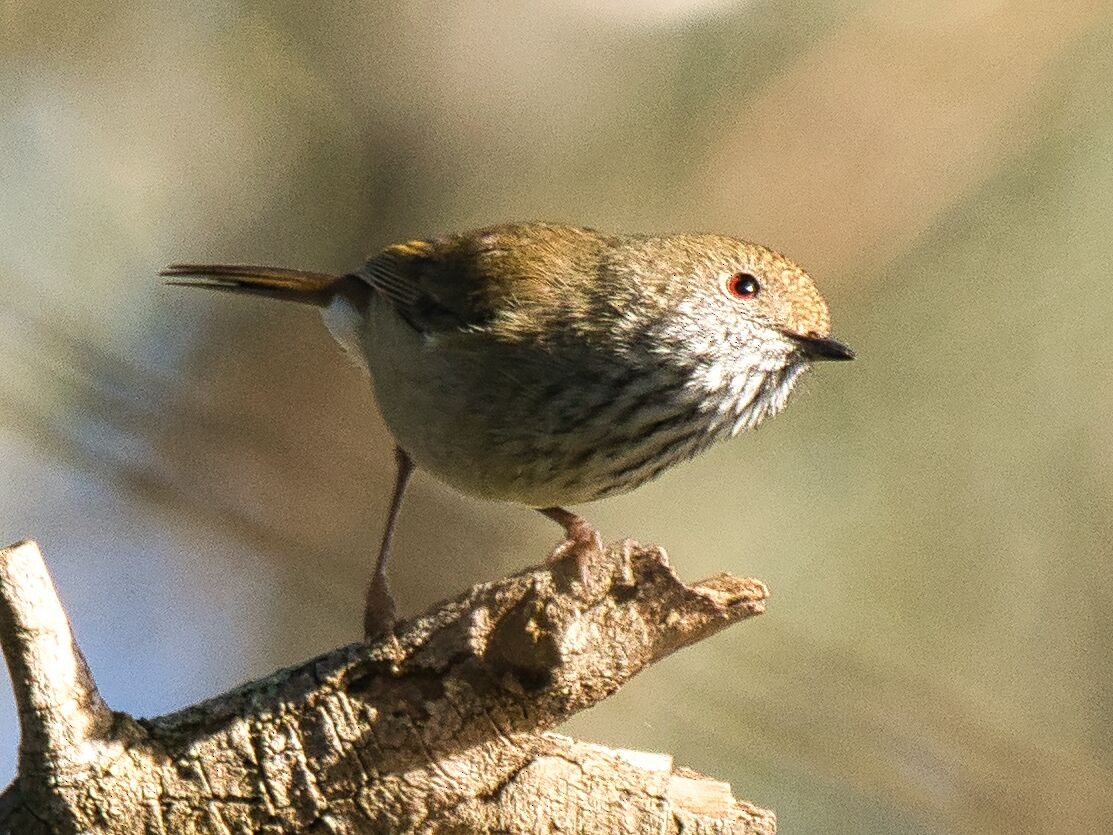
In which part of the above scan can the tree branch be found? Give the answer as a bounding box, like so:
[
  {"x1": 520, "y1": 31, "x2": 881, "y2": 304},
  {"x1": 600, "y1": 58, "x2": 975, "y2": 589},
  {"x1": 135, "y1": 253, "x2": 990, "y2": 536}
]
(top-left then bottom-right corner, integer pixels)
[
  {"x1": 0, "y1": 542, "x2": 113, "y2": 770},
  {"x1": 0, "y1": 538, "x2": 775, "y2": 834}
]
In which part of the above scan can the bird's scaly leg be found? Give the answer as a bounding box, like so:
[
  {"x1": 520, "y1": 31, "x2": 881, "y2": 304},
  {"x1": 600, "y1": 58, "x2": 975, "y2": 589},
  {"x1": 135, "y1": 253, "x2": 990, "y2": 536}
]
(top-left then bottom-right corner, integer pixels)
[
  {"x1": 364, "y1": 446, "x2": 413, "y2": 640},
  {"x1": 537, "y1": 506, "x2": 602, "y2": 581}
]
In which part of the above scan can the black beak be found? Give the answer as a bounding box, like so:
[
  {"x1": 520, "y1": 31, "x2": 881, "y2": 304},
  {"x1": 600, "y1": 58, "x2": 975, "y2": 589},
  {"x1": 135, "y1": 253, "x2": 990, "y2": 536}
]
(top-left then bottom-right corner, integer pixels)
[{"x1": 786, "y1": 331, "x2": 856, "y2": 361}]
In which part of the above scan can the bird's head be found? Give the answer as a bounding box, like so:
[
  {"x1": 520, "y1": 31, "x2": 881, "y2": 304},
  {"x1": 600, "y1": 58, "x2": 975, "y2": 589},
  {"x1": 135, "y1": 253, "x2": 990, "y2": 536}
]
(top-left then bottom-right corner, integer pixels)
[{"x1": 599, "y1": 233, "x2": 853, "y2": 431}]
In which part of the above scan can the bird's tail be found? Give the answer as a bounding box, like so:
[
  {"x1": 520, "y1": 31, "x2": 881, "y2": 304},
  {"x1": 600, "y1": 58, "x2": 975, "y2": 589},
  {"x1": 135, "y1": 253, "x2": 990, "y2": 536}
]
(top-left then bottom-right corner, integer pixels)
[{"x1": 160, "y1": 263, "x2": 356, "y2": 307}]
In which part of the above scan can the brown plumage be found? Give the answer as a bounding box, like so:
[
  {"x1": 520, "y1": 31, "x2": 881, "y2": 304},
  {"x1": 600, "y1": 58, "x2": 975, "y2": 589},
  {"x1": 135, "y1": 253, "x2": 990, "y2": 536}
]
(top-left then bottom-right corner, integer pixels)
[{"x1": 164, "y1": 221, "x2": 853, "y2": 637}]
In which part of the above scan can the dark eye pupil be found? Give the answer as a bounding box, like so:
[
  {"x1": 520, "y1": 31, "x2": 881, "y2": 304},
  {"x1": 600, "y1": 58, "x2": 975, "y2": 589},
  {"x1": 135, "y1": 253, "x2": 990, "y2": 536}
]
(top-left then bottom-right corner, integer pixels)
[{"x1": 730, "y1": 273, "x2": 760, "y2": 299}]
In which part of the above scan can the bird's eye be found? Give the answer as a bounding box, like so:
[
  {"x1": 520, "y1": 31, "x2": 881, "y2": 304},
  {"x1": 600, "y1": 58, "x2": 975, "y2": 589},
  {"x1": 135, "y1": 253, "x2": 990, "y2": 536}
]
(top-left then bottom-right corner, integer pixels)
[{"x1": 726, "y1": 272, "x2": 761, "y2": 300}]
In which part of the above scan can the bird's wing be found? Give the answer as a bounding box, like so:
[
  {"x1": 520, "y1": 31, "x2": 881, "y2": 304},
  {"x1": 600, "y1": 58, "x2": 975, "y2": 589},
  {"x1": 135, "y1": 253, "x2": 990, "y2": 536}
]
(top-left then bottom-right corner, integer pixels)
[
  {"x1": 355, "y1": 223, "x2": 610, "y2": 335},
  {"x1": 356, "y1": 239, "x2": 462, "y2": 332}
]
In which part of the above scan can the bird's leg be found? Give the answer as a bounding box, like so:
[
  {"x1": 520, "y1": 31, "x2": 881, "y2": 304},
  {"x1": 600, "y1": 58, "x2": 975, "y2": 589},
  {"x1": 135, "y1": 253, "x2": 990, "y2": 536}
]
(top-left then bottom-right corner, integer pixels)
[
  {"x1": 363, "y1": 446, "x2": 414, "y2": 640},
  {"x1": 537, "y1": 506, "x2": 603, "y2": 581}
]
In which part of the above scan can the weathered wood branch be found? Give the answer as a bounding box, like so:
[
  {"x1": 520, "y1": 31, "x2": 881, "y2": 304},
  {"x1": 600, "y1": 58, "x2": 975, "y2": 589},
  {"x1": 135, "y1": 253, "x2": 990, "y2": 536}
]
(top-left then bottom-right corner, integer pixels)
[{"x1": 0, "y1": 538, "x2": 775, "y2": 834}]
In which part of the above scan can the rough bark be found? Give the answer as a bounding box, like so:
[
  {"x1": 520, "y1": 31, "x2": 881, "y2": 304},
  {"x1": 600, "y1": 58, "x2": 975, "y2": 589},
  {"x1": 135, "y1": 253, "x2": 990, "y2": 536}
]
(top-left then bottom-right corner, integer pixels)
[{"x1": 0, "y1": 538, "x2": 775, "y2": 834}]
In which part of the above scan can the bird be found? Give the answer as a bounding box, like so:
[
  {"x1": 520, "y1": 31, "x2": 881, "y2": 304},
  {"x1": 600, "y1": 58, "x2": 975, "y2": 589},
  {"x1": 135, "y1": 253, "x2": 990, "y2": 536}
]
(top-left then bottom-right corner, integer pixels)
[{"x1": 162, "y1": 221, "x2": 854, "y2": 638}]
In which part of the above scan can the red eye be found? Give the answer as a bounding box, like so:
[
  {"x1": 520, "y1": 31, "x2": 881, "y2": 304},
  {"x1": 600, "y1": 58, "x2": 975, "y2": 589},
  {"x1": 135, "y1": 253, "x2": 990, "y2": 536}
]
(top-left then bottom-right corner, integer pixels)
[{"x1": 727, "y1": 272, "x2": 761, "y2": 300}]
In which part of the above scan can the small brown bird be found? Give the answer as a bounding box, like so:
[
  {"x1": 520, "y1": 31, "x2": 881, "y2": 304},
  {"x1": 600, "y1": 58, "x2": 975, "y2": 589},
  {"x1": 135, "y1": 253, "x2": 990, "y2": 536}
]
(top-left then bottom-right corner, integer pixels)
[{"x1": 163, "y1": 222, "x2": 853, "y2": 637}]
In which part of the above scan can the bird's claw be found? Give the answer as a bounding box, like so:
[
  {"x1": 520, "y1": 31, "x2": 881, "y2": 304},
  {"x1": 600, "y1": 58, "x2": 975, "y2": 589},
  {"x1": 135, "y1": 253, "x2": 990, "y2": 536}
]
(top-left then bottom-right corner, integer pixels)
[
  {"x1": 547, "y1": 522, "x2": 603, "y2": 585},
  {"x1": 363, "y1": 572, "x2": 398, "y2": 642}
]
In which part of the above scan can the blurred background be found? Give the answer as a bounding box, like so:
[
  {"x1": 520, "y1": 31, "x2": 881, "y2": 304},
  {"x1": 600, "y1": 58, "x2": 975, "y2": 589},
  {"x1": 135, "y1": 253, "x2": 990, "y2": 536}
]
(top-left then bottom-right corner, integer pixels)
[{"x1": 2, "y1": 1, "x2": 1112, "y2": 831}]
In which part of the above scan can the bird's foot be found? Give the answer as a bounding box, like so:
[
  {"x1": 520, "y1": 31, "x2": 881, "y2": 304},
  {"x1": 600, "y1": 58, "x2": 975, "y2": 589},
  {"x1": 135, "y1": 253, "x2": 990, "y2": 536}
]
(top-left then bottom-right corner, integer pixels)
[
  {"x1": 546, "y1": 518, "x2": 603, "y2": 585},
  {"x1": 363, "y1": 572, "x2": 397, "y2": 642}
]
